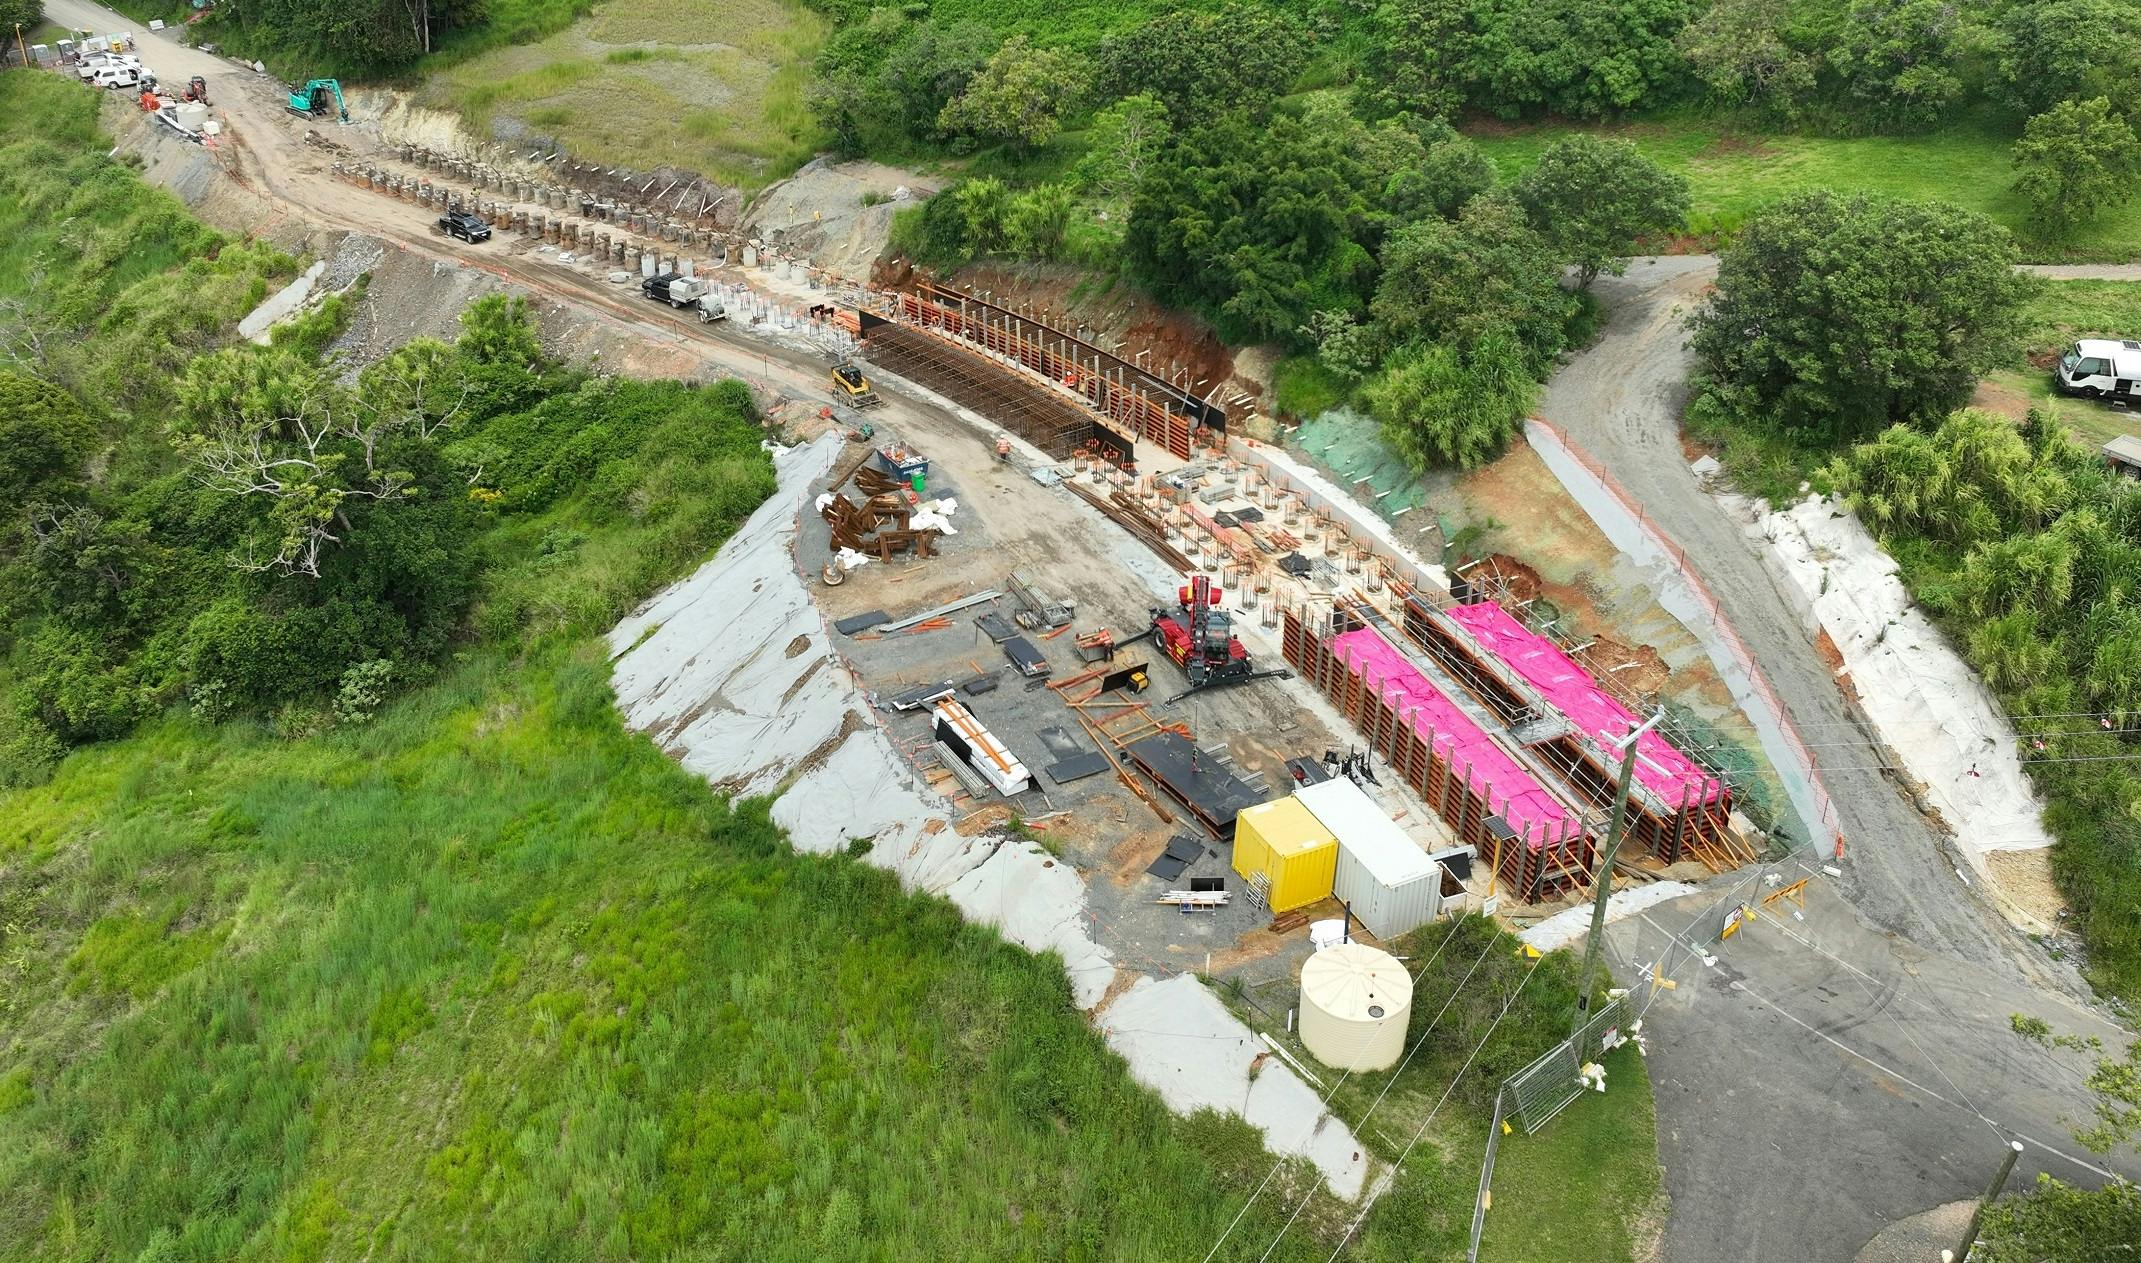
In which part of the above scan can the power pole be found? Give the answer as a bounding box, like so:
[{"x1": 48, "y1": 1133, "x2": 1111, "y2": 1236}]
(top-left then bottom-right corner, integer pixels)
[
  {"x1": 1953, "y1": 1139, "x2": 2025, "y2": 1262},
  {"x1": 1572, "y1": 709, "x2": 1665, "y2": 1039}
]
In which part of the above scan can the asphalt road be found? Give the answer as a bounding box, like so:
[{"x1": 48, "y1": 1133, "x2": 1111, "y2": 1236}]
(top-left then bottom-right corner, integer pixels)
[
  {"x1": 1537, "y1": 258, "x2": 2044, "y2": 976},
  {"x1": 1607, "y1": 878, "x2": 2141, "y2": 1263},
  {"x1": 40, "y1": 8, "x2": 2141, "y2": 1253},
  {"x1": 1543, "y1": 262, "x2": 2141, "y2": 1260}
]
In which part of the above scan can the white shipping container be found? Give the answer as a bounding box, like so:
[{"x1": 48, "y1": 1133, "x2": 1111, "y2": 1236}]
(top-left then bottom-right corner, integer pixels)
[{"x1": 1295, "y1": 778, "x2": 1440, "y2": 940}]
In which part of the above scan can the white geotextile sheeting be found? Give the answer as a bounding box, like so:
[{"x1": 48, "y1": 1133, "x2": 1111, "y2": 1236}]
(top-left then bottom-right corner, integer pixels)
[
  {"x1": 1520, "y1": 881, "x2": 1702, "y2": 952},
  {"x1": 1099, "y1": 975, "x2": 1369, "y2": 1199},
  {"x1": 609, "y1": 433, "x2": 1365, "y2": 1192},
  {"x1": 1742, "y1": 495, "x2": 2054, "y2": 869}
]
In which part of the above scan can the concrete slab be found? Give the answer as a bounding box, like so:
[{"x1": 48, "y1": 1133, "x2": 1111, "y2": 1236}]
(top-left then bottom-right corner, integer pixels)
[{"x1": 608, "y1": 429, "x2": 1371, "y2": 1194}]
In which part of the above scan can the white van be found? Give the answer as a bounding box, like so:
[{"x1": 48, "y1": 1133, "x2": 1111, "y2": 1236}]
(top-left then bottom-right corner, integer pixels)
[
  {"x1": 92, "y1": 63, "x2": 140, "y2": 89},
  {"x1": 2053, "y1": 338, "x2": 2141, "y2": 403}
]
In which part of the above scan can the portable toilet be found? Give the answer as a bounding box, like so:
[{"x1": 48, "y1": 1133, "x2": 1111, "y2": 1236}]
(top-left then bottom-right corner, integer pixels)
[
  {"x1": 1299, "y1": 942, "x2": 1413, "y2": 1071},
  {"x1": 1296, "y1": 778, "x2": 1441, "y2": 941},
  {"x1": 1231, "y1": 796, "x2": 1337, "y2": 913}
]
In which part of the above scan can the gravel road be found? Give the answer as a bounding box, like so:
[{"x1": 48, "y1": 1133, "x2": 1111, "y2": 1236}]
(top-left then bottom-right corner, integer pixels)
[
  {"x1": 1544, "y1": 260, "x2": 2141, "y2": 1261},
  {"x1": 1537, "y1": 258, "x2": 2047, "y2": 980}
]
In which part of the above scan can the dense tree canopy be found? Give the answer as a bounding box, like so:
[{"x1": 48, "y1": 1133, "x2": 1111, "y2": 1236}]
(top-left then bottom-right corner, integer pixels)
[
  {"x1": 0, "y1": 0, "x2": 42, "y2": 36},
  {"x1": 2012, "y1": 98, "x2": 2139, "y2": 238},
  {"x1": 1125, "y1": 110, "x2": 1377, "y2": 343},
  {"x1": 1369, "y1": 196, "x2": 1575, "y2": 361},
  {"x1": 1095, "y1": 5, "x2": 1308, "y2": 125},
  {"x1": 1829, "y1": 0, "x2": 1966, "y2": 131},
  {"x1": 1996, "y1": 0, "x2": 2141, "y2": 120},
  {"x1": 1513, "y1": 134, "x2": 1691, "y2": 286},
  {"x1": 209, "y1": 0, "x2": 487, "y2": 74},
  {"x1": 1690, "y1": 192, "x2": 2032, "y2": 438},
  {"x1": 1463, "y1": 0, "x2": 1695, "y2": 118},
  {"x1": 0, "y1": 371, "x2": 93, "y2": 527},
  {"x1": 937, "y1": 34, "x2": 1086, "y2": 153}
]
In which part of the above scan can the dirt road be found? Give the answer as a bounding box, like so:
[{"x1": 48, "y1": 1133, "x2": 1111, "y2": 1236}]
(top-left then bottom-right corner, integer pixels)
[
  {"x1": 1542, "y1": 261, "x2": 2141, "y2": 1260},
  {"x1": 52, "y1": 10, "x2": 2141, "y2": 1255},
  {"x1": 1540, "y1": 257, "x2": 2047, "y2": 977}
]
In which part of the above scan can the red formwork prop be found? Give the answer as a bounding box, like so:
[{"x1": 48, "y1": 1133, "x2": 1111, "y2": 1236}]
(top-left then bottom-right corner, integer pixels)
[{"x1": 1280, "y1": 608, "x2": 1594, "y2": 903}]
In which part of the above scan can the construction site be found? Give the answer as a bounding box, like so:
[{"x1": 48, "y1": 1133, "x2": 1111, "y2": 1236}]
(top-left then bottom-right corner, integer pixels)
[
  {"x1": 52, "y1": 21, "x2": 2139, "y2": 1253},
  {"x1": 778, "y1": 277, "x2": 1772, "y2": 1005}
]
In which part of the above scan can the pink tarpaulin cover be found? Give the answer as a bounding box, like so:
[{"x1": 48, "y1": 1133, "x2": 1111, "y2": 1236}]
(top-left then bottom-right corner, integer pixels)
[
  {"x1": 1444, "y1": 602, "x2": 1721, "y2": 809},
  {"x1": 1328, "y1": 626, "x2": 1575, "y2": 847}
]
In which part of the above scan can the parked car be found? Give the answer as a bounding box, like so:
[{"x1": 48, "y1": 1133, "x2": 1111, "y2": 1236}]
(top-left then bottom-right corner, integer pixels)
[
  {"x1": 92, "y1": 63, "x2": 142, "y2": 89},
  {"x1": 2053, "y1": 338, "x2": 2141, "y2": 403},
  {"x1": 641, "y1": 271, "x2": 710, "y2": 308},
  {"x1": 77, "y1": 53, "x2": 137, "y2": 80},
  {"x1": 436, "y1": 211, "x2": 491, "y2": 243}
]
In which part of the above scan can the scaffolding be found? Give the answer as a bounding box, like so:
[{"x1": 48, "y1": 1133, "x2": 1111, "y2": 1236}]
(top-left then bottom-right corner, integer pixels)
[
  {"x1": 1279, "y1": 604, "x2": 1595, "y2": 903},
  {"x1": 1397, "y1": 595, "x2": 1761, "y2": 871}
]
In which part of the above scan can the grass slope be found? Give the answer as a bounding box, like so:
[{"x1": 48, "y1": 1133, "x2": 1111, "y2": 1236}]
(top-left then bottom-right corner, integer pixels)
[
  {"x1": 1471, "y1": 113, "x2": 2141, "y2": 264},
  {"x1": 427, "y1": 0, "x2": 827, "y2": 190},
  {"x1": 0, "y1": 64, "x2": 1665, "y2": 1263},
  {"x1": 0, "y1": 646, "x2": 1345, "y2": 1262}
]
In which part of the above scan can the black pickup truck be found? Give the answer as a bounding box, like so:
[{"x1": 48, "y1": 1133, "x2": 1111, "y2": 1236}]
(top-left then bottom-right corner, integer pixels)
[{"x1": 437, "y1": 211, "x2": 491, "y2": 244}]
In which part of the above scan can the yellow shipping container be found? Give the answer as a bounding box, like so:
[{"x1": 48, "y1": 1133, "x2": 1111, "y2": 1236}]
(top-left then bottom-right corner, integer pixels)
[{"x1": 1232, "y1": 796, "x2": 1338, "y2": 912}]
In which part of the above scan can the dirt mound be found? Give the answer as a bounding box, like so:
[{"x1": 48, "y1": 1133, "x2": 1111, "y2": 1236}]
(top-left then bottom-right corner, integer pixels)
[
  {"x1": 744, "y1": 159, "x2": 939, "y2": 278},
  {"x1": 1585, "y1": 634, "x2": 1671, "y2": 696},
  {"x1": 1473, "y1": 553, "x2": 1543, "y2": 604}
]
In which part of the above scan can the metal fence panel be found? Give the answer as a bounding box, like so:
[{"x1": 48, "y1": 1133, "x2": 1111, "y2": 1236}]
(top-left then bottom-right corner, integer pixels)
[{"x1": 1503, "y1": 996, "x2": 1630, "y2": 1134}]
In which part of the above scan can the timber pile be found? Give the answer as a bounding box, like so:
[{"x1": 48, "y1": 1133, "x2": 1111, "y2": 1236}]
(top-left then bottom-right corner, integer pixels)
[{"x1": 820, "y1": 491, "x2": 940, "y2": 560}]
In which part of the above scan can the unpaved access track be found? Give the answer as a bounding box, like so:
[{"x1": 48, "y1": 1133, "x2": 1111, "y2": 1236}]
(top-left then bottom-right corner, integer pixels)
[{"x1": 1548, "y1": 261, "x2": 2141, "y2": 1261}]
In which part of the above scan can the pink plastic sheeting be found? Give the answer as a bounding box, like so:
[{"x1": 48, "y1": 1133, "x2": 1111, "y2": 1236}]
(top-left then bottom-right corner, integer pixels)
[
  {"x1": 1327, "y1": 626, "x2": 1576, "y2": 848},
  {"x1": 1443, "y1": 602, "x2": 1722, "y2": 809}
]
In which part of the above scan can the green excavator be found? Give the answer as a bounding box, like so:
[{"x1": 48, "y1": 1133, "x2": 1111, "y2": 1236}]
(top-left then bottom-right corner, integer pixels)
[{"x1": 286, "y1": 79, "x2": 349, "y2": 123}]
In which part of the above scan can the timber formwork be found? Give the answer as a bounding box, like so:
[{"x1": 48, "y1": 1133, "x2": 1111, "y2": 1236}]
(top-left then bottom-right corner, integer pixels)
[
  {"x1": 895, "y1": 283, "x2": 1210, "y2": 460},
  {"x1": 861, "y1": 324, "x2": 1100, "y2": 459},
  {"x1": 1280, "y1": 607, "x2": 1594, "y2": 902},
  {"x1": 1399, "y1": 596, "x2": 1746, "y2": 870}
]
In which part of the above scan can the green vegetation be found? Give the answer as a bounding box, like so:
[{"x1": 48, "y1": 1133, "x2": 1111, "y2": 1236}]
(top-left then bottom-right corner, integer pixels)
[
  {"x1": 2011, "y1": 97, "x2": 2139, "y2": 239},
  {"x1": 0, "y1": 71, "x2": 773, "y2": 780},
  {"x1": 1821, "y1": 411, "x2": 2141, "y2": 998},
  {"x1": 1471, "y1": 114, "x2": 2141, "y2": 259},
  {"x1": 1979, "y1": 1014, "x2": 2140, "y2": 1261},
  {"x1": 1689, "y1": 191, "x2": 2032, "y2": 442},
  {"x1": 428, "y1": 0, "x2": 828, "y2": 189},
  {"x1": 1979, "y1": 1176, "x2": 2141, "y2": 1263},
  {"x1": 1314, "y1": 913, "x2": 1664, "y2": 1261},
  {"x1": 0, "y1": 62, "x2": 1673, "y2": 1263},
  {"x1": 1513, "y1": 134, "x2": 1692, "y2": 287},
  {"x1": 0, "y1": 644, "x2": 1395, "y2": 1262},
  {"x1": 1684, "y1": 196, "x2": 2141, "y2": 997},
  {"x1": 1985, "y1": 280, "x2": 2141, "y2": 449}
]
